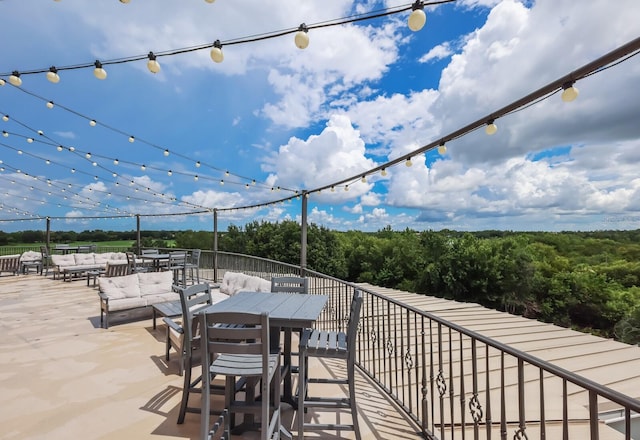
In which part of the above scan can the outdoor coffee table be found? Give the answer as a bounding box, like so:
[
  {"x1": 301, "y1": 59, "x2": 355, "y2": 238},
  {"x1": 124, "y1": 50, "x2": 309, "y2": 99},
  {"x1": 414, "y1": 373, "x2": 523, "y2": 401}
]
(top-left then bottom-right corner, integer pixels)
[{"x1": 152, "y1": 300, "x2": 182, "y2": 329}]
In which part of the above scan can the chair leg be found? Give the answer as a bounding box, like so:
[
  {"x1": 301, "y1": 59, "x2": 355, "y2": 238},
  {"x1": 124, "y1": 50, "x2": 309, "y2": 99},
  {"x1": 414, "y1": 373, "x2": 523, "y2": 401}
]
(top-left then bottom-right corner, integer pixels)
[
  {"x1": 178, "y1": 360, "x2": 193, "y2": 424},
  {"x1": 297, "y1": 350, "x2": 307, "y2": 440},
  {"x1": 348, "y1": 360, "x2": 361, "y2": 440}
]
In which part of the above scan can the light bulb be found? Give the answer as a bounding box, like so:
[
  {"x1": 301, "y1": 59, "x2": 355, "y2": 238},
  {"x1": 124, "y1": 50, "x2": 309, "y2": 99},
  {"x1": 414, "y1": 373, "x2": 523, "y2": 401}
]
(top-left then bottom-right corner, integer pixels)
[
  {"x1": 2, "y1": 131, "x2": 8, "y2": 137},
  {"x1": 408, "y1": 2, "x2": 426, "y2": 32},
  {"x1": 46, "y1": 67, "x2": 60, "y2": 83},
  {"x1": 381, "y1": 168, "x2": 387, "y2": 176},
  {"x1": 2, "y1": 115, "x2": 8, "y2": 122},
  {"x1": 437, "y1": 143, "x2": 447, "y2": 155},
  {"x1": 9, "y1": 72, "x2": 22, "y2": 86},
  {"x1": 93, "y1": 61, "x2": 107, "y2": 80},
  {"x1": 406, "y1": 158, "x2": 413, "y2": 167},
  {"x1": 195, "y1": 161, "x2": 201, "y2": 168},
  {"x1": 85, "y1": 153, "x2": 91, "y2": 159},
  {"x1": 119, "y1": 0, "x2": 130, "y2": 3},
  {"x1": 220, "y1": 180, "x2": 224, "y2": 185},
  {"x1": 129, "y1": 136, "x2": 135, "y2": 143},
  {"x1": 167, "y1": 170, "x2": 172, "y2": 176},
  {"x1": 113, "y1": 159, "x2": 119, "y2": 165},
  {"x1": 69, "y1": 146, "x2": 75, "y2": 151},
  {"x1": 194, "y1": 175, "x2": 199, "y2": 181},
  {"x1": 210, "y1": 40, "x2": 224, "y2": 63},
  {"x1": 57, "y1": 145, "x2": 63, "y2": 151},
  {"x1": 27, "y1": 138, "x2": 34, "y2": 143},
  {"x1": 205, "y1": 0, "x2": 215, "y2": 3},
  {"x1": 163, "y1": 149, "x2": 169, "y2": 156},
  {"x1": 485, "y1": 120, "x2": 498, "y2": 135},
  {"x1": 141, "y1": 165, "x2": 146, "y2": 171},
  {"x1": 0, "y1": 79, "x2": 5, "y2": 86},
  {"x1": 361, "y1": 176, "x2": 367, "y2": 183},
  {"x1": 295, "y1": 24, "x2": 309, "y2": 49},
  {"x1": 561, "y1": 82, "x2": 579, "y2": 102},
  {"x1": 89, "y1": 119, "x2": 96, "y2": 126},
  {"x1": 147, "y1": 52, "x2": 161, "y2": 74},
  {"x1": 345, "y1": 185, "x2": 349, "y2": 191},
  {"x1": 46, "y1": 101, "x2": 54, "y2": 109}
]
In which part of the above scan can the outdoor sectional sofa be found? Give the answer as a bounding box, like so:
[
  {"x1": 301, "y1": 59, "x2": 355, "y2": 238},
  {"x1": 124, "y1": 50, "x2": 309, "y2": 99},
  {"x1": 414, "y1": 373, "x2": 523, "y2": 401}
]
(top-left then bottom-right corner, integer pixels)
[
  {"x1": 219, "y1": 271, "x2": 272, "y2": 295},
  {"x1": 98, "y1": 270, "x2": 178, "y2": 328},
  {"x1": 50, "y1": 252, "x2": 128, "y2": 281}
]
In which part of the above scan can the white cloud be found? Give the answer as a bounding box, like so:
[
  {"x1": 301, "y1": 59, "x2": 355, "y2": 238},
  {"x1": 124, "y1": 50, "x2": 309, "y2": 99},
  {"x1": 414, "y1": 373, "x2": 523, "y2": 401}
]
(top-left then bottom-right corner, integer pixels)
[{"x1": 418, "y1": 42, "x2": 453, "y2": 63}]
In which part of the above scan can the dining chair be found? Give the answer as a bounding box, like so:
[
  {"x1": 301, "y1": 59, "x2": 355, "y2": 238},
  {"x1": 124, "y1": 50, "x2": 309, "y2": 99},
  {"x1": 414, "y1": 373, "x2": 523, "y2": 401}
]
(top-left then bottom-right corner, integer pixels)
[
  {"x1": 200, "y1": 310, "x2": 281, "y2": 440},
  {"x1": 164, "y1": 283, "x2": 222, "y2": 423},
  {"x1": 297, "y1": 289, "x2": 363, "y2": 440},
  {"x1": 39, "y1": 245, "x2": 51, "y2": 277},
  {"x1": 126, "y1": 251, "x2": 149, "y2": 274},
  {"x1": 270, "y1": 276, "x2": 308, "y2": 294},
  {"x1": 184, "y1": 249, "x2": 201, "y2": 285},
  {"x1": 169, "y1": 251, "x2": 188, "y2": 286}
]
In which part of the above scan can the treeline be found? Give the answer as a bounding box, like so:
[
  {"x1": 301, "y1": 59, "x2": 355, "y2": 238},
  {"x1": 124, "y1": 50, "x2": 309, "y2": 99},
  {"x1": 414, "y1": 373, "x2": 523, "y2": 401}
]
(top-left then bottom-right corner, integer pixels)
[
  {"x1": 3, "y1": 222, "x2": 639, "y2": 344},
  {"x1": 213, "y1": 221, "x2": 640, "y2": 345}
]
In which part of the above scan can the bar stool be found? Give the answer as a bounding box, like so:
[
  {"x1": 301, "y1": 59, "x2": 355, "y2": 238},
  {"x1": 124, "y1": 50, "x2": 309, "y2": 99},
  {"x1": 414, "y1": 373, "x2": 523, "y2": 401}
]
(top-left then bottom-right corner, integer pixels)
[{"x1": 297, "y1": 289, "x2": 363, "y2": 440}]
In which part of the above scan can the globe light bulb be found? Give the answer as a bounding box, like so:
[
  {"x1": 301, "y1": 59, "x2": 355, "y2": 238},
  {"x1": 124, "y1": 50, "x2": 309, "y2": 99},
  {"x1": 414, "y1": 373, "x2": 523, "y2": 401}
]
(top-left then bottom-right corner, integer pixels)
[
  {"x1": 485, "y1": 120, "x2": 498, "y2": 135},
  {"x1": 381, "y1": 168, "x2": 387, "y2": 176},
  {"x1": 210, "y1": 40, "x2": 224, "y2": 63},
  {"x1": 93, "y1": 61, "x2": 107, "y2": 80},
  {"x1": 147, "y1": 52, "x2": 161, "y2": 74},
  {"x1": 406, "y1": 158, "x2": 413, "y2": 167},
  {"x1": 437, "y1": 144, "x2": 447, "y2": 155},
  {"x1": 295, "y1": 24, "x2": 309, "y2": 49},
  {"x1": 9, "y1": 72, "x2": 22, "y2": 87},
  {"x1": 561, "y1": 83, "x2": 579, "y2": 102},
  {"x1": 46, "y1": 101, "x2": 54, "y2": 109},
  {"x1": 46, "y1": 67, "x2": 60, "y2": 83},
  {"x1": 89, "y1": 120, "x2": 97, "y2": 126},
  {"x1": 408, "y1": 5, "x2": 426, "y2": 32}
]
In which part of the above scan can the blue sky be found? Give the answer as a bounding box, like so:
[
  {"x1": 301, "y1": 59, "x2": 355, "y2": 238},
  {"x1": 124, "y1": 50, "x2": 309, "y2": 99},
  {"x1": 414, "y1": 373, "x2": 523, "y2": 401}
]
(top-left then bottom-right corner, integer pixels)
[{"x1": 1, "y1": 0, "x2": 640, "y2": 233}]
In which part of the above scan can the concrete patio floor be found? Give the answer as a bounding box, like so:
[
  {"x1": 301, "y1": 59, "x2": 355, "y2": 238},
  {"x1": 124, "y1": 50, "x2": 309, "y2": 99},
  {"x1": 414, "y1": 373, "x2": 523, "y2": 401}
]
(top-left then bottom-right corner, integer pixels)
[{"x1": 0, "y1": 273, "x2": 422, "y2": 440}]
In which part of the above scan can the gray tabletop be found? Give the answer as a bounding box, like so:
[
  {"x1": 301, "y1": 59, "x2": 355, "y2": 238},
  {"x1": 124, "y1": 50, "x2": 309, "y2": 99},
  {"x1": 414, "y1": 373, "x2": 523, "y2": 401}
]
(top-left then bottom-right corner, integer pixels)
[{"x1": 203, "y1": 291, "x2": 328, "y2": 329}]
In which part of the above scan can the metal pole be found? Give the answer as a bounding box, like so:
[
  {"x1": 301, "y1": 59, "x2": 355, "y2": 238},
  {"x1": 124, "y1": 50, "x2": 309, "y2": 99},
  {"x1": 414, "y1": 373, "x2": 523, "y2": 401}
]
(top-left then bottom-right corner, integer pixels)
[
  {"x1": 45, "y1": 217, "x2": 51, "y2": 250},
  {"x1": 300, "y1": 191, "x2": 308, "y2": 276},
  {"x1": 213, "y1": 209, "x2": 218, "y2": 283},
  {"x1": 136, "y1": 214, "x2": 141, "y2": 255}
]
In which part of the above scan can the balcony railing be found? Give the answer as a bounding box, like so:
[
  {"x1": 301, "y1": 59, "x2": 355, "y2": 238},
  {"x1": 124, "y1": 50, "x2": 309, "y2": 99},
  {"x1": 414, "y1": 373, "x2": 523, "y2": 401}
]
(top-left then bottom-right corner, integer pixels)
[{"x1": 211, "y1": 250, "x2": 640, "y2": 440}]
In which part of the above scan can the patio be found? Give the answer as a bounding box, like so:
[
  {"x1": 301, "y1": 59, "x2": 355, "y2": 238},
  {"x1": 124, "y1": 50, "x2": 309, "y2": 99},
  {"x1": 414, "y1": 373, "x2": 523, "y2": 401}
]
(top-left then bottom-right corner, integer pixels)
[{"x1": 0, "y1": 272, "x2": 421, "y2": 440}]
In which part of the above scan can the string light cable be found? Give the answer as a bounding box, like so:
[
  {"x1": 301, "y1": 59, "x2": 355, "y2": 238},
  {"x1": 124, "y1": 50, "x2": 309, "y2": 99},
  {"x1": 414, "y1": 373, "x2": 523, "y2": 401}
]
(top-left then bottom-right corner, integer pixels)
[{"x1": 0, "y1": 1, "x2": 454, "y2": 81}]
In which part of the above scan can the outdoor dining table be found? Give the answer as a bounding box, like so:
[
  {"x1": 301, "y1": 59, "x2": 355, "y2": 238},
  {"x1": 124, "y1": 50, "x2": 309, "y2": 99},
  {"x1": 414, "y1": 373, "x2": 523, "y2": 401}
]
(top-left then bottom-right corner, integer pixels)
[
  {"x1": 201, "y1": 290, "x2": 329, "y2": 434},
  {"x1": 137, "y1": 253, "x2": 170, "y2": 271}
]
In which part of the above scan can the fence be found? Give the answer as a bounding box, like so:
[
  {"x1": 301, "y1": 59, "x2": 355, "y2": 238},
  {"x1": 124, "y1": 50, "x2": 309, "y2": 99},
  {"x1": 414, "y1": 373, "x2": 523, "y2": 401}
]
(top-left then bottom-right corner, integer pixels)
[{"x1": 211, "y1": 251, "x2": 640, "y2": 440}]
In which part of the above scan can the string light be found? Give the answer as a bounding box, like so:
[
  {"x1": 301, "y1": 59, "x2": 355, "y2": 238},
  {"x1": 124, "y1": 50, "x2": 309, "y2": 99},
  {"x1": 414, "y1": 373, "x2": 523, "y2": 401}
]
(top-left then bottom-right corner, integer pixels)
[
  {"x1": 163, "y1": 149, "x2": 170, "y2": 157},
  {"x1": 26, "y1": 138, "x2": 34, "y2": 143},
  {"x1": 194, "y1": 175, "x2": 199, "y2": 181},
  {"x1": 295, "y1": 24, "x2": 309, "y2": 49},
  {"x1": 2, "y1": 115, "x2": 8, "y2": 122},
  {"x1": 0, "y1": 79, "x2": 5, "y2": 86},
  {"x1": 167, "y1": 170, "x2": 172, "y2": 176},
  {"x1": 381, "y1": 168, "x2": 387, "y2": 176},
  {"x1": 113, "y1": 158, "x2": 119, "y2": 165},
  {"x1": 93, "y1": 61, "x2": 107, "y2": 80},
  {"x1": 129, "y1": 136, "x2": 135, "y2": 143},
  {"x1": 408, "y1": 1, "x2": 427, "y2": 31},
  {"x1": 89, "y1": 119, "x2": 97, "y2": 126},
  {"x1": 485, "y1": 119, "x2": 498, "y2": 135},
  {"x1": 561, "y1": 81, "x2": 579, "y2": 102},
  {"x1": 9, "y1": 72, "x2": 22, "y2": 87},
  {"x1": 406, "y1": 157, "x2": 413, "y2": 167},
  {"x1": 46, "y1": 101, "x2": 54, "y2": 109},
  {"x1": 437, "y1": 143, "x2": 447, "y2": 155},
  {"x1": 210, "y1": 40, "x2": 224, "y2": 63},
  {"x1": 2, "y1": 131, "x2": 8, "y2": 138},
  {"x1": 46, "y1": 67, "x2": 60, "y2": 83},
  {"x1": 195, "y1": 161, "x2": 201, "y2": 168},
  {"x1": 147, "y1": 52, "x2": 161, "y2": 74},
  {"x1": 361, "y1": 175, "x2": 367, "y2": 183}
]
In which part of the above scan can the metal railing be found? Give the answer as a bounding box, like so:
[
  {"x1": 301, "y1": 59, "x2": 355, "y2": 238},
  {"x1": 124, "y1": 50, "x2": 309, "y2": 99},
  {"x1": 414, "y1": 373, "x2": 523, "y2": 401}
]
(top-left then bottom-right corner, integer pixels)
[{"x1": 211, "y1": 251, "x2": 640, "y2": 440}]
